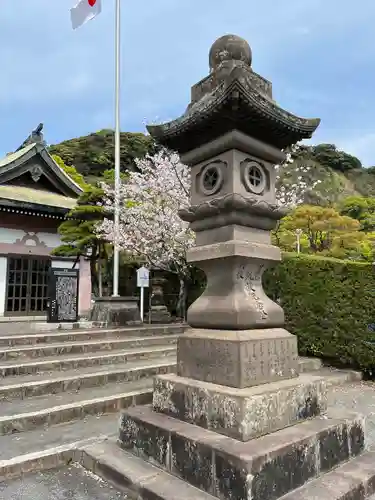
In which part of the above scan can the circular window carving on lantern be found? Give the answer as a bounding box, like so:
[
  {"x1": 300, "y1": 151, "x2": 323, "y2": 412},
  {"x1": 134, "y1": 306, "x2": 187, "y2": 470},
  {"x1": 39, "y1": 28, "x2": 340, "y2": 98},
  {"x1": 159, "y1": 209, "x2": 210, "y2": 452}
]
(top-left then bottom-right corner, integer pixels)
[
  {"x1": 199, "y1": 162, "x2": 224, "y2": 196},
  {"x1": 243, "y1": 161, "x2": 267, "y2": 195}
]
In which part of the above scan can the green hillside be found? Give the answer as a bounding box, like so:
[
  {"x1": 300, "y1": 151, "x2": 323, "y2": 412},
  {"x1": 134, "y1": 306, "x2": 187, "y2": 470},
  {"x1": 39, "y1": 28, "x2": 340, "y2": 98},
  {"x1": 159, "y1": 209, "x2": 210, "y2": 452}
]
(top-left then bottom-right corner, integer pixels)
[
  {"x1": 49, "y1": 129, "x2": 157, "y2": 184},
  {"x1": 49, "y1": 131, "x2": 375, "y2": 203},
  {"x1": 278, "y1": 143, "x2": 375, "y2": 205}
]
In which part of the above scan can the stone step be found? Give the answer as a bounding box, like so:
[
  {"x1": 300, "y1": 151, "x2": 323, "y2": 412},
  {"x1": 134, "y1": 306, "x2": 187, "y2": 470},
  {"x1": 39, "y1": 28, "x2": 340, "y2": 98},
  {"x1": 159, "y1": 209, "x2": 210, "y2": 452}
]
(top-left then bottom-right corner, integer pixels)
[
  {"x1": 119, "y1": 404, "x2": 365, "y2": 499},
  {"x1": 316, "y1": 367, "x2": 363, "y2": 386},
  {"x1": 78, "y1": 442, "x2": 375, "y2": 500},
  {"x1": 0, "y1": 323, "x2": 185, "y2": 341},
  {"x1": 0, "y1": 345, "x2": 176, "y2": 376},
  {"x1": 0, "y1": 378, "x2": 154, "y2": 436},
  {"x1": 279, "y1": 448, "x2": 375, "y2": 500},
  {"x1": 0, "y1": 413, "x2": 118, "y2": 464},
  {"x1": 0, "y1": 439, "x2": 101, "y2": 483},
  {"x1": 0, "y1": 334, "x2": 179, "y2": 357},
  {"x1": 79, "y1": 439, "x2": 216, "y2": 500},
  {"x1": 298, "y1": 356, "x2": 323, "y2": 372},
  {"x1": 0, "y1": 357, "x2": 177, "y2": 400}
]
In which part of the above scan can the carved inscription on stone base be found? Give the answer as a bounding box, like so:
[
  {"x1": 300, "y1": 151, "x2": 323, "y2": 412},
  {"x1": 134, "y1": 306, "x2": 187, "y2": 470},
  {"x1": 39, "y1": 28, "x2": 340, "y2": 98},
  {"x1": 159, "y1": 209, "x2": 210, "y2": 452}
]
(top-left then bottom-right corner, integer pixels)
[{"x1": 177, "y1": 328, "x2": 299, "y2": 389}]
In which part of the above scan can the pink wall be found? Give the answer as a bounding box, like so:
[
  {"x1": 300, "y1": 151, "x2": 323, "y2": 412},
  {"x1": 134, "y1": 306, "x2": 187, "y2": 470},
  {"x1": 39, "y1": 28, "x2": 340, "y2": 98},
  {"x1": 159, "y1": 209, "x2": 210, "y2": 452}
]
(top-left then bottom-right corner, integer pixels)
[{"x1": 78, "y1": 256, "x2": 92, "y2": 315}]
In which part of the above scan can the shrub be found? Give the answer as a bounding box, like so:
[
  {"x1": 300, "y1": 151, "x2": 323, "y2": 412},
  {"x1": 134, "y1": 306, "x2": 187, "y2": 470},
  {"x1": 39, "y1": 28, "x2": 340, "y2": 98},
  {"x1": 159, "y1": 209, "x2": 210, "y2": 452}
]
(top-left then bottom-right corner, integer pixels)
[{"x1": 263, "y1": 253, "x2": 375, "y2": 373}]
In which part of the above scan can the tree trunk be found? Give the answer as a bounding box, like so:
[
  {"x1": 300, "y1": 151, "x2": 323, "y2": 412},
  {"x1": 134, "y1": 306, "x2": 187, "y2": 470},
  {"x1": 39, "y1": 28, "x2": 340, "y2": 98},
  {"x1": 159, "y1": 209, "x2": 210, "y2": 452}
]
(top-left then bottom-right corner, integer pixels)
[
  {"x1": 98, "y1": 258, "x2": 103, "y2": 297},
  {"x1": 176, "y1": 278, "x2": 188, "y2": 321},
  {"x1": 90, "y1": 256, "x2": 99, "y2": 297}
]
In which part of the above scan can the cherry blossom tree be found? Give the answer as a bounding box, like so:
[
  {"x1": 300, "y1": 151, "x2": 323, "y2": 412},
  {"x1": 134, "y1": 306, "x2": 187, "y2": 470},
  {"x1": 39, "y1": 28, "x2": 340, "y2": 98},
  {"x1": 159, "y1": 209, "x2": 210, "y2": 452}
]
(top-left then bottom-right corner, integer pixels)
[
  {"x1": 275, "y1": 144, "x2": 322, "y2": 207},
  {"x1": 98, "y1": 145, "x2": 317, "y2": 315},
  {"x1": 98, "y1": 150, "x2": 194, "y2": 316}
]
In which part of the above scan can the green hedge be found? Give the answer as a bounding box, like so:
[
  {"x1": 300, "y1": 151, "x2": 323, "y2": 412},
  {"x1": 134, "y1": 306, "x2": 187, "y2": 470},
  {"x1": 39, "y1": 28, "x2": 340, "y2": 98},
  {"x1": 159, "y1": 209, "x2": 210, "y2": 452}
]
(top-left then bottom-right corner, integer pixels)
[
  {"x1": 263, "y1": 253, "x2": 375, "y2": 373},
  {"x1": 185, "y1": 253, "x2": 375, "y2": 372}
]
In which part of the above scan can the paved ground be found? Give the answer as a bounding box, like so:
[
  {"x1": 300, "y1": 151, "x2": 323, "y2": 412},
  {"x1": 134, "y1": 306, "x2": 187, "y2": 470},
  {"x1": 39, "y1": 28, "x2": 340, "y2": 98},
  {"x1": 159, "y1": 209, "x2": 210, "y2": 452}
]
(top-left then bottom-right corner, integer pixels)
[
  {"x1": 2, "y1": 380, "x2": 375, "y2": 499},
  {"x1": 0, "y1": 466, "x2": 127, "y2": 499}
]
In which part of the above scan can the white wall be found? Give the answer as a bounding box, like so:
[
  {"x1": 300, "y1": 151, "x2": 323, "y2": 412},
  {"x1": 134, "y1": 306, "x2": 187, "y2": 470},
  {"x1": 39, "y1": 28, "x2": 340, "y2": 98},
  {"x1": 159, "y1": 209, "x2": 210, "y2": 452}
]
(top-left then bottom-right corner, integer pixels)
[
  {"x1": 0, "y1": 227, "x2": 62, "y2": 248},
  {"x1": 0, "y1": 257, "x2": 7, "y2": 316},
  {"x1": 51, "y1": 259, "x2": 80, "y2": 269}
]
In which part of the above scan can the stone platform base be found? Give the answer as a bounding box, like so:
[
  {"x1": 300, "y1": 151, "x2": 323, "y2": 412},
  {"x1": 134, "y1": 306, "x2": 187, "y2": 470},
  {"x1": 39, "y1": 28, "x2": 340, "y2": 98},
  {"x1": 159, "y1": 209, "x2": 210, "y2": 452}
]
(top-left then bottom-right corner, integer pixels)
[
  {"x1": 115, "y1": 404, "x2": 365, "y2": 500},
  {"x1": 146, "y1": 305, "x2": 172, "y2": 324},
  {"x1": 90, "y1": 296, "x2": 141, "y2": 326},
  {"x1": 79, "y1": 438, "x2": 375, "y2": 500},
  {"x1": 153, "y1": 372, "x2": 327, "y2": 441}
]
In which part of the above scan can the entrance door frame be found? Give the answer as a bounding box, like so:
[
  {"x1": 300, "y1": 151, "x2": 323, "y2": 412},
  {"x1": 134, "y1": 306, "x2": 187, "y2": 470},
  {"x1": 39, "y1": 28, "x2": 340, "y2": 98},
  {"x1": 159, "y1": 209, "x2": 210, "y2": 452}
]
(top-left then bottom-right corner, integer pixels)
[{"x1": 5, "y1": 254, "x2": 51, "y2": 316}]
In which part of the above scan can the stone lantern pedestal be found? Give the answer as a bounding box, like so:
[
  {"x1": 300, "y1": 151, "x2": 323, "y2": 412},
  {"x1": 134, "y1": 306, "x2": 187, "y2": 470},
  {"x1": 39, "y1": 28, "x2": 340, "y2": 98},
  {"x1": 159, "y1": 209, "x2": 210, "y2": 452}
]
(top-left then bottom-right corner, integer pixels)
[
  {"x1": 90, "y1": 296, "x2": 141, "y2": 326},
  {"x1": 113, "y1": 35, "x2": 374, "y2": 499},
  {"x1": 146, "y1": 276, "x2": 172, "y2": 324}
]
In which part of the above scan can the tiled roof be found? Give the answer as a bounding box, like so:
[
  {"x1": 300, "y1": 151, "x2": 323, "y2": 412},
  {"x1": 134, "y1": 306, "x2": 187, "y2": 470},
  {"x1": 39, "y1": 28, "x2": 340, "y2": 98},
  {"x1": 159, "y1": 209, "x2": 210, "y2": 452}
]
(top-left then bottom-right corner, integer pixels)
[{"x1": 0, "y1": 185, "x2": 76, "y2": 209}]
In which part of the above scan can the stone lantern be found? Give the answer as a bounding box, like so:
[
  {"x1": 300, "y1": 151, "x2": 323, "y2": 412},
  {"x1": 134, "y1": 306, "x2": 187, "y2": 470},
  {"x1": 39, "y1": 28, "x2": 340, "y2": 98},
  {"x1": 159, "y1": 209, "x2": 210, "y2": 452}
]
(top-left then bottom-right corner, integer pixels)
[{"x1": 117, "y1": 36, "x2": 369, "y2": 499}]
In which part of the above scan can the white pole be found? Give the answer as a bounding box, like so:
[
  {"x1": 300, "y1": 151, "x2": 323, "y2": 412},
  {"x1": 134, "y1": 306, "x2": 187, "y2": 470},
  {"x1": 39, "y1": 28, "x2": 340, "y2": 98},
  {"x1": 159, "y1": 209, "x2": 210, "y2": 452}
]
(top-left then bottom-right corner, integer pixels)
[
  {"x1": 140, "y1": 287, "x2": 144, "y2": 322},
  {"x1": 296, "y1": 229, "x2": 302, "y2": 255},
  {"x1": 112, "y1": 0, "x2": 121, "y2": 297}
]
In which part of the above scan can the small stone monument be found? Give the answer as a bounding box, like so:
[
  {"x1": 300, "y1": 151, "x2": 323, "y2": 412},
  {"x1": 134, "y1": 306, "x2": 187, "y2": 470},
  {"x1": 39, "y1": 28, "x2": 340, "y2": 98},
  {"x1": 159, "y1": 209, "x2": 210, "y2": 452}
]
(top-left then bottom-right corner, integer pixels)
[
  {"x1": 118, "y1": 36, "x2": 370, "y2": 499},
  {"x1": 90, "y1": 295, "x2": 141, "y2": 326},
  {"x1": 147, "y1": 275, "x2": 172, "y2": 324}
]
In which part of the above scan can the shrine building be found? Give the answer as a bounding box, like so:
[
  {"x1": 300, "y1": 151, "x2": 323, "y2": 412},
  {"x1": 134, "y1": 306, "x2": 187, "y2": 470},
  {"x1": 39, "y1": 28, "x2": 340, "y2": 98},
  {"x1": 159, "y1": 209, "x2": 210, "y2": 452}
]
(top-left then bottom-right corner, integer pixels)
[{"x1": 0, "y1": 126, "x2": 91, "y2": 319}]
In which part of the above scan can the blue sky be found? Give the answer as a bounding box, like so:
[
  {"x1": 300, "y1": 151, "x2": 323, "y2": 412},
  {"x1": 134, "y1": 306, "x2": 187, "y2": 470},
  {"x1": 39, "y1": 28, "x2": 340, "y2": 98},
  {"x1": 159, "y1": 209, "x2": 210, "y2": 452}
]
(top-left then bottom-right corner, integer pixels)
[{"x1": 1, "y1": 0, "x2": 375, "y2": 165}]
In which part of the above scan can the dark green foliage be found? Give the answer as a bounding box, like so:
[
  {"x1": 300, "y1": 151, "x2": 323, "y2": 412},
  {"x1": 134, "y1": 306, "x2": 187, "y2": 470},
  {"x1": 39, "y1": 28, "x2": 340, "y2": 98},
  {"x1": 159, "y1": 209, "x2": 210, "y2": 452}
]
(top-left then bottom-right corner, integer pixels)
[
  {"x1": 49, "y1": 129, "x2": 157, "y2": 178},
  {"x1": 52, "y1": 184, "x2": 109, "y2": 295},
  {"x1": 51, "y1": 154, "x2": 87, "y2": 189},
  {"x1": 297, "y1": 143, "x2": 363, "y2": 172},
  {"x1": 339, "y1": 196, "x2": 375, "y2": 232},
  {"x1": 51, "y1": 184, "x2": 106, "y2": 257},
  {"x1": 263, "y1": 254, "x2": 375, "y2": 373}
]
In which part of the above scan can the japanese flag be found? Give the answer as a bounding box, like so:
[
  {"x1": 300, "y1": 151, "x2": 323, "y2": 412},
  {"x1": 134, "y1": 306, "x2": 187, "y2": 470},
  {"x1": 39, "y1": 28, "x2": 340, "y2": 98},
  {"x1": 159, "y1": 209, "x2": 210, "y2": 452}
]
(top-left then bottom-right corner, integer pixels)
[{"x1": 71, "y1": 0, "x2": 102, "y2": 30}]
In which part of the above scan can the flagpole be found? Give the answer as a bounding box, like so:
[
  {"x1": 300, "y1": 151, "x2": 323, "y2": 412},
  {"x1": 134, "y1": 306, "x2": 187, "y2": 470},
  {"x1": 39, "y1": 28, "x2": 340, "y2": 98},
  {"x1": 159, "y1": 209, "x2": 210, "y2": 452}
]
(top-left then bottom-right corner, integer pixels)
[{"x1": 112, "y1": 0, "x2": 121, "y2": 297}]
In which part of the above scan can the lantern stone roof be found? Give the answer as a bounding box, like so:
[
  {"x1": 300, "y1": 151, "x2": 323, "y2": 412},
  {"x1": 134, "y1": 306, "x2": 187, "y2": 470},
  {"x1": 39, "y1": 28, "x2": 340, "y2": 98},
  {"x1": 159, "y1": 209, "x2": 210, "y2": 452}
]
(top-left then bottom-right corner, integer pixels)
[
  {"x1": 0, "y1": 126, "x2": 83, "y2": 217},
  {"x1": 147, "y1": 35, "x2": 320, "y2": 154}
]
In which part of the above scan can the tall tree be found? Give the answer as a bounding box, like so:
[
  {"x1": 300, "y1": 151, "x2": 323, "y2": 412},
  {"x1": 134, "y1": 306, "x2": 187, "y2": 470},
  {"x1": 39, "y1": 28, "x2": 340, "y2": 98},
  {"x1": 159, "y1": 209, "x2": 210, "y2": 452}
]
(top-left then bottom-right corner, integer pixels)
[
  {"x1": 277, "y1": 205, "x2": 366, "y2": 258},
  {"x1": 52, "y1": 182, "x2": 111, "y2": 297},
  {"x1": 339, "y1": 196, "x2": 375, "y2": 232},
  {"x1": 98, "y1": 150, "x2": 194, "y2": 316}
]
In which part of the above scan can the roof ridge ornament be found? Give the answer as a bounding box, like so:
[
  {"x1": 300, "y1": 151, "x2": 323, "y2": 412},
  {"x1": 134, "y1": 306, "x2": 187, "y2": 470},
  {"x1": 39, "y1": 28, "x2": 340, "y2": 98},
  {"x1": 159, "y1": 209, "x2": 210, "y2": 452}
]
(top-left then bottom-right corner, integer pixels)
[{"x1": 17, "y1": 123, "x2": 46, "y2": 152}]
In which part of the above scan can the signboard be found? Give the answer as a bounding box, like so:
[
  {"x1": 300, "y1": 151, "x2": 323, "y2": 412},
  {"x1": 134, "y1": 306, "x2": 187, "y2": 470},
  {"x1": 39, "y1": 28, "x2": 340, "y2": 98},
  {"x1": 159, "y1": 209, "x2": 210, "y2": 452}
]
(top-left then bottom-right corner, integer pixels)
[
  {"x1": 47, "y1": 268, "x2": 80, "y2": 323},
  {"x1": 137, "y1": 266, "x2": 150, "y2": 288},
  {"x1": 137, "y1": 266, "x2": 149, "y2": 322}
]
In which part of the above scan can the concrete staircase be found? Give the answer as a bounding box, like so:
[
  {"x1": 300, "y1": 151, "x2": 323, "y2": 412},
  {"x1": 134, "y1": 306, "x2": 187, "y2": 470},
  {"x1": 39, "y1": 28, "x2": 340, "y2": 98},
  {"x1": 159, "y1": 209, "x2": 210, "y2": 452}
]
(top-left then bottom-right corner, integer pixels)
[
  {"x1": 0, "y1": 324, "x2": 362, "y2": 482},
  {"x1": 0, "y1": 324, "x2": 182, "y2": 465}
]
